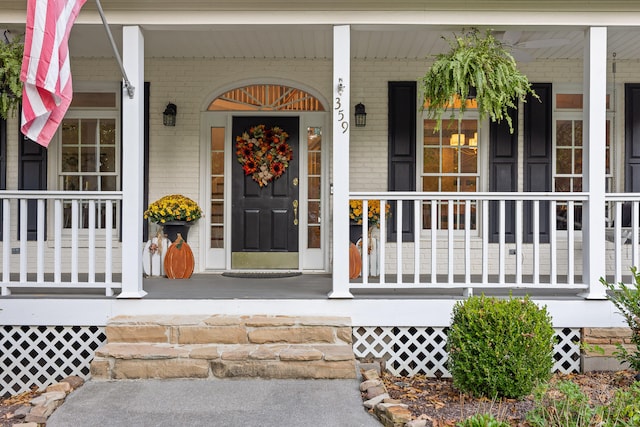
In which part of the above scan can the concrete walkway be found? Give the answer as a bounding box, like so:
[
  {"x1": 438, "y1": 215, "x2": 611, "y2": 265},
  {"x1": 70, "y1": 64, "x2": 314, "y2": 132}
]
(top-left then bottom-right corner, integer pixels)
[{"x1": 46, "y1": 378, "x2": 381, "y2": 427}]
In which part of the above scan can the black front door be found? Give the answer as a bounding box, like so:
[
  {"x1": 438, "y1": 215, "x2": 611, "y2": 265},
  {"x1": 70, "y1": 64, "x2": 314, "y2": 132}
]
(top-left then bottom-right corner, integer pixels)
[{"x1": 231, "y1": 116, "x2": 299, "y2": 269}]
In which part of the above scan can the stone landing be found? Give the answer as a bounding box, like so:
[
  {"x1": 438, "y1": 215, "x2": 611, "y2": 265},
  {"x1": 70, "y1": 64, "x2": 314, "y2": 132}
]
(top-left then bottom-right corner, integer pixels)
[{"x1": 91, "y1": 315, "x2": 356, "y2": 380}]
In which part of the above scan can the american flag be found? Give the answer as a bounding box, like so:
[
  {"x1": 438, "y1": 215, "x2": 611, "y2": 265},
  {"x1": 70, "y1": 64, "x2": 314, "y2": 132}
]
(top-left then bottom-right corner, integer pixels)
[{"x1": 20, "y1": 0, "x2": 87, "y2": 147}]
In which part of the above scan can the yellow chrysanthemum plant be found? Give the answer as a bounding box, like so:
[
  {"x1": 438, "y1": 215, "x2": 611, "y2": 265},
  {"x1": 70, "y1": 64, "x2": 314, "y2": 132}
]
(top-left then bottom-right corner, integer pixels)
[
  {"x1": 144, "y1": 194, "x2": 203, "y2": 224},
  {"x1": 349, "y1": 200, "x2": 391, "y2": 228}
]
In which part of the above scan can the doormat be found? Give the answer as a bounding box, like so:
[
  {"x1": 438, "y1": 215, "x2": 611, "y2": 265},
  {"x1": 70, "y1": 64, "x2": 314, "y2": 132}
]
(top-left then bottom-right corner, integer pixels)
[{"x1": 221, "y1": 272, "x2": 302, "y2": 279}]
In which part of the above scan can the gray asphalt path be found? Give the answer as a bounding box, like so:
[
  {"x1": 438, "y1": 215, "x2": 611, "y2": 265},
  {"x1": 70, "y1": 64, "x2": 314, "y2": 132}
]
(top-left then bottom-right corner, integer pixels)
[{"x1": 47, "y1": 378, "x2": 381, "y2": 427}]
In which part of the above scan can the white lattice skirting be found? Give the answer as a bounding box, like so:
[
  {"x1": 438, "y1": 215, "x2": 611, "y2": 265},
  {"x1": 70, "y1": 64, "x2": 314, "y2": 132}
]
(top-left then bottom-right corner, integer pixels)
[
  {"x1": 2, "y1": 325, "x2": 580, "y2": 397},
  {"x1": 353, "y1": 327, "x2": 581, "y2": 377},
  {"x1": 1, "y1": 326, "x2": 106, "y2": 397}
]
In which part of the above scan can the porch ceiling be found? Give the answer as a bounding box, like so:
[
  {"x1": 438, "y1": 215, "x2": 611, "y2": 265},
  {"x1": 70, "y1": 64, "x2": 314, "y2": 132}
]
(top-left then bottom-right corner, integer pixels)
[{"x1": 53, "y1": 25, "x2": 640, "y2": 61}]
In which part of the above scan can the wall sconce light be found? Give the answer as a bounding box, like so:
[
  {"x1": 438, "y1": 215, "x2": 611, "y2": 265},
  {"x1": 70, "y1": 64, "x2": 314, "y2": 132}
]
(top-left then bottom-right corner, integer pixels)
[
  {"x1": 450, "y1": 133, "x2": 465, "y2": 146},
  {"x1": 354, "y1": 103, "x2": 367, "y2": 127},
  {"x1": 163, "y1": 103, "x2": 177, "y2": 127}
]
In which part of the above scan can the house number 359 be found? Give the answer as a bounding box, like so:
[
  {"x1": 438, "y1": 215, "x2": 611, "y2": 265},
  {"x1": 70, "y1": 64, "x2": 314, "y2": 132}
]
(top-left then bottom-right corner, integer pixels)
[{"x1": 335, "y1": 94, "x2": 349, "y2": 133}]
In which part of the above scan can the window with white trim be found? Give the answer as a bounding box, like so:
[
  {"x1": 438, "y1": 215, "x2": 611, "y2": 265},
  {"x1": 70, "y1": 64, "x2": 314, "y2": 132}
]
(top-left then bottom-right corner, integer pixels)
[
  {"x1": 553, "y1": 92, "x2": 612, "y2": 230},
  {"x1": 421, "y1": 116, "x2": 480, "y2": 230},
  {"x1": 58, "y1": 91, "x2": 120, "y2": 229}
]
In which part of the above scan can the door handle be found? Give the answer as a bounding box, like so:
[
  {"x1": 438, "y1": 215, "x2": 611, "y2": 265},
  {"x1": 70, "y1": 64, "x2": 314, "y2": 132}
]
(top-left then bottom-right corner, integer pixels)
[{"x1": 293, "y1": 200, "x2": 299, "y2": 226}]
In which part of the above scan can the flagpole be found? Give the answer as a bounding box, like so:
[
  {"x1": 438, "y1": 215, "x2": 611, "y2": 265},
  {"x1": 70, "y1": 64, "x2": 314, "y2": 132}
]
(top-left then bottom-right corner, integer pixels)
[{"x1": 95, "y1": 0, "x2": 135, "y2": 98}]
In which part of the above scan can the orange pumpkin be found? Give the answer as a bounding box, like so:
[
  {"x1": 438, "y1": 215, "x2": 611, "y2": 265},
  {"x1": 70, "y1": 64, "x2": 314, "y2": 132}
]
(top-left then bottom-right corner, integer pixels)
[
  {"x1": 164, "y1": 233, "x2": 195, "y2": 279},
  {"x1": 349, "y1": 243, "x2": 362, "y2": 279}
]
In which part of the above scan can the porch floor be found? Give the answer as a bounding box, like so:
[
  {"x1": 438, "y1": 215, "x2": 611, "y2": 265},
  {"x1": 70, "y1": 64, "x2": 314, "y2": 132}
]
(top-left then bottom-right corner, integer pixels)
[{"x1": 3, "y1": 273, "x2": 591, "y2": 300}]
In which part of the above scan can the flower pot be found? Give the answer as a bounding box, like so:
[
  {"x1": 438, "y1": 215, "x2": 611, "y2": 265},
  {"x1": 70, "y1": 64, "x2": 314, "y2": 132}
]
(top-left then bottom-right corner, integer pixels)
[{"x1": 162, "y1": 221, "x2": 193, "y2": 243}]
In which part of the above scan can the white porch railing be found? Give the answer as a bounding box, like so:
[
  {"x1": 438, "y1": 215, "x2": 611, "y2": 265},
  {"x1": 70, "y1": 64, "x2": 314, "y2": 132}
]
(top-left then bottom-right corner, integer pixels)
[
  {"x1": 346, "y1": 191, "x2": 605, "y2": 295},
  {"x1": 0, "y1": 190, "x2": 123, "y2": 296},
  {"x1": 605, "y1": 194, "x2": 640, "y2": 286}
]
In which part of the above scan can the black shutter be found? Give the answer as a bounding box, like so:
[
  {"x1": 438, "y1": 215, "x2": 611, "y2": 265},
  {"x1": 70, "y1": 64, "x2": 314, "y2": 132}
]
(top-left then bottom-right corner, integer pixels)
[
  {"x1": 489, "y1": 108, "x2": 518, "y2": 243},
  {"x1": 143, "y1": 82, "x2": 150, "y2": 241},
  {"x1": 625, "y1": 84, "x2": 640, "y2": 192},
  {"x1": 18, "y1": 129, "x2": 47, "y2": 241},
  {"x1": 0, "y1": 118, "x2": 5, "y2": 240},
  {"x1": 523, "y1": 83, "x2": 552, "y2": 243},
  {"x1": 388, "y1": 81, "x2": 416, "y2": 242}
]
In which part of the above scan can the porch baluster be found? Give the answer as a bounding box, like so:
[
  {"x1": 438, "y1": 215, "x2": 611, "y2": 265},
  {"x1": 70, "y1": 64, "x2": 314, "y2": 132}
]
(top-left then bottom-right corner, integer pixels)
[
  {"x1": 614, "y1": 201, "x2": 623, "y2": 285},
  {"x1": 361, "y1": 199, "x2": 368, "y2": 285},
  {"x1": 430, "y1": 200, "x2": 437, "y2": 284},
  {"x1": 2, "y1": 199, "x2": 10, "y2": 295},
  {"x1": 37, "y1": 199, "x2": 45, "y2": 283},
  {"x1": 633, "y1": 201, "x2": 639, "y2": 267},
  {"x1": 481, "y1": 199, "x2": 488, "y2": 285},
  {"x1": 88, "y1": 200, "x2": 96, "y2": 284},
  {"x1": 549, "y1": 201, "x2": 557, "y2": 285},
  {"x1": 105, "y1": 200, "x2": 113, "y2": 296},
  {"x1": 71, "y1": 200, "x2": 79, "y2": 283},
  {"x1": 499, "y1": 200, "x2": 505, "y2": 284},
  {"x1": 19, "y1": 199, "x2": 28, "y2": 283},
  {"x1": 567, "y1": 200, "x2": 575, "y2": 285},
  {"x1": 415, "y1": 199, "x2": 422, "y2": 284},
  {"x1": 533, "y1": 200, "x2": 540, "y2": 284},
  {"x1": 515, "y1": 200, "x2": 523, "y2": 285},
  {"x1": 54, "y1": 199, "x2": 62, "y2": 284},
  {"x1": 379, "y1": 199, "x2": 386, "y2": 285},
  {"x1": 447, "y1": 199, "x2": 453, "y2": 284},
  {"x1": 396, "y1": 200, "x2": 403, "y2": 283},
  {"x1": 463, "y1": 199, "x2": 471, "y2": 292}
]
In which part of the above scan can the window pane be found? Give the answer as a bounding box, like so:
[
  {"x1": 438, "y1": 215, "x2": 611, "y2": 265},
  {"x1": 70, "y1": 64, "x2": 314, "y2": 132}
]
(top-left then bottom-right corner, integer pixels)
[
  {"x1": 80, "y1": 120, "x2": 97, "y2": 145},
  {"x1": 308, "y1": 226, "x2": 321, "y2": 248},
  {"x1": 101, "y1": 176, "x2": 117, "y2": 191},
  {"x1": 575, "y1": 148, "x2": 582, "y2": 174},
  {"x1": 211, "y1": 226, "x2": 224, "y2": 248},
  {"x1": 556, "y1": 94, "x2": 583, "y2": 109},
  {"x1": 423, "y1": 147, "x2": 440, "y2": 173},
  {"x1": 556, "y1": 120, "x2": 573, "y2": 146},
  {"x1": 100, "y1": 120, "x2": 116, "y2": 145},
  {"x1": 556, "y1": 148, "x2": 572, "y2": 174},
  {"x1": 308, "y1": 201, "x2": 320, "y2": 225},
  {"x1": 460, "y1": 148, "x2": 477, "y2": 173},
  {"x1": 308, "y1": 177, "x2": 321, "y2": 199},
  {"x1": 80, "y1": 147, "x2": 97, "y2": 172},
  {"x1": 61, "y1": 147, "x2": 78, "y2": 172},
  {"x1": 573, "y1": 177, "x2": 582, "y2": 192},
  {"x1": 211, "y1": 127, "x2": 225, "y2": 151},
  {"x1": 211, "y1": 152, "x2": 224, "y2": 175},
  {"x1": 100, "y1": 147, "x2": 115, "y2": 172},
  {"x1": 61, "y1": 119, "x2": 79, "y2": 145},
  {"x1": 211, "y1": 202, "x2": 224, "y2": 224},
  {"x1": 460, "y1": 177, "x2": 477, "y2": 192},
  {"x1": 422, "y1": 176, "x2": 438, "y2": 192},
  {"x1": 441, "y1": 176, "x2": 457, "y2": 192},
  {"x1": 308, "y1": 127, "x2": 322, "y2": 150},
  {"x1": 441, "y1": 148, "x2": 457, "y2": 173},
  {"x1": 574, "y1": 121, "x2": 583, "y2": 146},
  {"x1": 308, "y1": 152, "x2": 321, "y2": 175},
  {"x1": 423, "y1": 120, "x2": 440, "y2": 145},
  {"x1": 211, "y1": 177, "x2": 224, "y2": 198},
  {"x1": 64, "y1": 176, "x2": 79, "y2": 191},
  {"x1": 555, "y1": 177, "x2": 571, "y2": 192}
]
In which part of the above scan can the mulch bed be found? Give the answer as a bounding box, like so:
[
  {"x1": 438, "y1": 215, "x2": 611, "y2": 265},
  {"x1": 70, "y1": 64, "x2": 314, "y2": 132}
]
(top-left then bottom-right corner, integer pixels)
[{"x1": 378, "y1": 370, "x2": 637, "y2": 426}]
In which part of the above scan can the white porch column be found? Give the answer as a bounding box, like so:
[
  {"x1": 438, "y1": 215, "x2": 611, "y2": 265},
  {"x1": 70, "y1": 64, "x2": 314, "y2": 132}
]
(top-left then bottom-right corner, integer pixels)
[
  {"x1": 329, "y1": 25, "x2": 353, "y2": 298},
  {"x1": 118, "y1": 26, "x2": 147, "y2": 298},
  {"x1": 581, "y1": 27, "x2": 608, "y2": 299}
]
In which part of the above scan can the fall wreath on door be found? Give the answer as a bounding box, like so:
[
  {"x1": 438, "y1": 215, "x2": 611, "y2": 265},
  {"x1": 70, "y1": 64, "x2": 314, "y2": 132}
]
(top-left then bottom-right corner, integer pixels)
[{"x1": 236, "y1": 124, "x2": 293, "y2": 187}]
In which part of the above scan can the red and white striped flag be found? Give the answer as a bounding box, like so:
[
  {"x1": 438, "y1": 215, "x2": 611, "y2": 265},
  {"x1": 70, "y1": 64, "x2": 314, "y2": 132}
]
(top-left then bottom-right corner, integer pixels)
[{"x1": 20, "y1": 0, "x2": 87, "y2": 147}]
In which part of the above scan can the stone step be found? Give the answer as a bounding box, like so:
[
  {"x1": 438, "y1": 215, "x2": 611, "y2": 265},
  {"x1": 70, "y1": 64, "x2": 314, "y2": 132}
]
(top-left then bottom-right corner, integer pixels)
[
  {"x1": 92, "y1": 315, "x2": 356, "y2": 380},
  {"x1": 104, "y1": 314, "x2": 353, "y2": 345}
]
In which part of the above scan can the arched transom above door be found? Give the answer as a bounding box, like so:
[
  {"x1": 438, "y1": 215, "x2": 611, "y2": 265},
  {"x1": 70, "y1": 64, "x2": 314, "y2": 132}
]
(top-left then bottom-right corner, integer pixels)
[{"x1": 208, "y1": 84, "x2": 325, "y2": 111}]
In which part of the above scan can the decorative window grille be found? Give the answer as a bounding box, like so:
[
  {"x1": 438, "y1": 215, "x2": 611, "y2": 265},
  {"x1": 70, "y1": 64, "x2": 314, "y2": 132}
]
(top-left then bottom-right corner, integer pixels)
[
  {"x1": 352, "y1": 326, "x2": 581, "y2": 377},
  {"x1": 0, "y1": 326, "x2": 106, "y2": 397}
]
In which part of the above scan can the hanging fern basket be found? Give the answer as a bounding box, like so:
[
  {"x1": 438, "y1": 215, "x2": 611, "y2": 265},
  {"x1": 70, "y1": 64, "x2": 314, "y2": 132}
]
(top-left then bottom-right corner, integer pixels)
[
  {"x1": 419, "y1": 29, "x2": 538, "y2": 133},
  {"x1": 0, "y1": 35, "x2": 23, "y2": 120}
]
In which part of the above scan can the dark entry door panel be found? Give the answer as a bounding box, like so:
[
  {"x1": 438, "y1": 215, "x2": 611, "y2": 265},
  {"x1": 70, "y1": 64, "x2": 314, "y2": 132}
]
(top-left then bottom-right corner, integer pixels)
[{"x1": 231, "y1": 116, "x2": 299, "y2": 268}]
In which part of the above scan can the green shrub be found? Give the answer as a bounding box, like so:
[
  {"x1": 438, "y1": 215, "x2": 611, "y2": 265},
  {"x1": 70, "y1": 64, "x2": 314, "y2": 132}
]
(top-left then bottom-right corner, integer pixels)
[
  {"x1": 600, "y1": 268, "x2": 640, "y2": 371},
  {"x1": 598, "y1": 381, "x2": 640, "y2": 426},
  {"x1": 526, "y1": 380, "x2": 595, "y2": 427},
  {"x1": 447, "y1": 295, "x2": 555, "y2": 398},
  {"x1": 456, "y1": 413, "x2": 509, "y2": 427}
]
